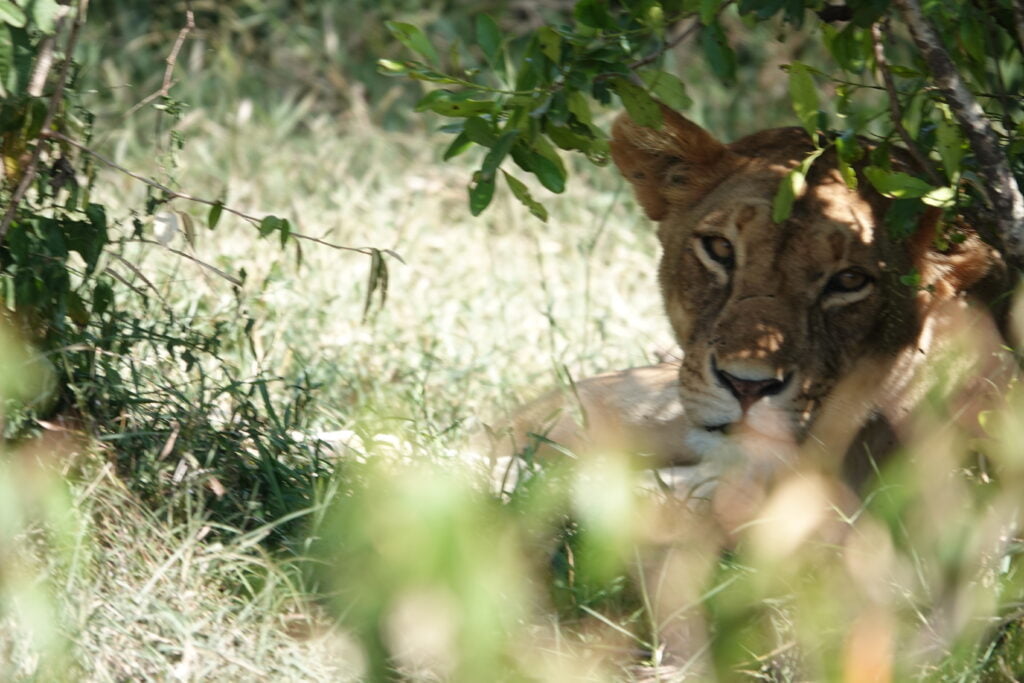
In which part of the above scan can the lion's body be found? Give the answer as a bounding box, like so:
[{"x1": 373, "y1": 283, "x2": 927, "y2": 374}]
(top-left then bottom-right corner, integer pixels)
[
  {"x1": 496, "y1": 107, "x2": 1011, "y2": 490},
  {"x1": 486, "y1": 106, "x2": 1015, "y2": 672}
]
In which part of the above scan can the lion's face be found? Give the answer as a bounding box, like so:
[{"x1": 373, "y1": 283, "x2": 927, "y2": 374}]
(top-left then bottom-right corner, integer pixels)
[{"x1": 611, "y1": 107, "x2": 993, "y2": 455}]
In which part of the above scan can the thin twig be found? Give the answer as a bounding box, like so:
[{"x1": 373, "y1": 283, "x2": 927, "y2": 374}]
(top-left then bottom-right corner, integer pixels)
[
  {"x1": 124, "y1": 7, "x2": 196, "y2": 118},
  {"x1": 0, "y1": 0, "x2": 89, "y2": 243},
  {"x1": 106, "y1": 266, "x2": 170, "y2": 310},
  {"x1": 896, "y1": 0, "x2": 1024, "y2": 265},
  {"x1": 114, "y1": 254, "x2": 171, "y2": 309},
  {"x1": 870, "y1": 22, "x2": 942, "y2": 184},
  {"x1": 135, "y1": 239, "x2": 242, "y2": 286},
  {"x1": 629, "y1": 17, "x2": 700, "y2": 70},
  {"x1": 45, "y1": 130, "x2": 381, "y2": 256}
]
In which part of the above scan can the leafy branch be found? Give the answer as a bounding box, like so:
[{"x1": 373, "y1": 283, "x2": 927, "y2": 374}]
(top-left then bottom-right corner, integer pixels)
[
  {"x1": 895, "y1": 0, "x2": 1024, "y2": 266},
  {"x1": 389, "y1": 0, "x2": 1024, "y2": 270},
  {"x1": 0, "y1": 0, "x2": 88, "y2": 242}
]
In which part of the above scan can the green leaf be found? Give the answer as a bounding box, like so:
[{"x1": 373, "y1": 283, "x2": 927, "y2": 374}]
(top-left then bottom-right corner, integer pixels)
[
  {"x1": 772, "y1": 167, "x2": 804, "y2": 222},
  {"x1": 443, "y1": 131, "x2": 473, "y2": 161},
  {"x1": 537, "y1": 26, "x2": 561, "y2": 64},
  {"x1": 788, "y1": 62, "x2": 819, "y2": 138},
  {"x1": 884, "y1": 198, "x2": 925, "y2": 238},
  {"x1": 481, "y1": 130, "x2": 519, "y2": 178},
  {"x1": 824, "y1": 24, "x2": 869, "y2": 73},
  {"x1": 511, "y1": 142, "x2": 566, "y2": 194},
  {"x1": 463, "y1": 116, "x2": 497, "y2": 146},
  {"x1": 475, "y1": 14, "x2": 501, "y2": 65},
  {"x1": 567, "y1": 90, "x2": 593, "y2": 125},
  {"x1": 179, "y1": 211, "x2": 195, "y2": 248},
  {"x1": 935, "y1": 114, "x2": 965, "y2": 181},
  {"x1": 701, "y1": 23, "x2": 736, "y2": 84},
  {"x1": 644, "y1": 3, "x2": 666, "y2": 34},
  {"x1": 208, "y1": 201, "x2": 223, "y2": 230},
  {"x1": 921, "y1": 185, "x2": 956, "y2": 208},
  {"x1": 835, "y1": 133, "x2": 861, "y2": 188},
  {"x1": 864, "y1": 167, "x2": 934, "y2": 198},
  {"x1": 259, "y1": 215, "x2": 283, "y2": 238},
  {"x1": 0, "y1": 25, "x2": 11, "y2": 98},
  {"x1": 899, "y1": 269, "x2": 921, "y2": 287},
  {"x1": 503, "y1": 171, "x2": 548, "y2": 222},
  {"x1": 362, "y1": 249, "x2": 389, "y2": 322},
  {"x1": 547, "y1": 124, "x2": 598, "y2": 153},
  {"x1": 0, "y1": 1, "x2": 26, "y2": 27},
  {"x1": 30, "y1": 0, "x2": 60, "y2": 34},
  {"x1": 958, "y1": 11, "x2": 985, "y2": 64},
  {"x1": 415, "y1": 89, "x2": 495, "y2": 117},
  {"x1": 574, "y1": 0, "x2": 615, "y2": 29},
  {"x1": 279, "y1": 218, "x2": 292, "y2": 247},
  {"x1": 638, "y1": 69, "x2": 692, "y2": 110},
  {"x1": 385, "y1": 21, "x2": 440, "y2": 65},
  {"x1": 837, "y1": 156, "x2": 857, "y2": 189},
  {"x1": 887, "y1": 65, "x2": 922, "y2": 78},
  {"x1": 772, "y1": 149, "x2": 822, "y2": 221},
  {"x1": 700, "y1": 0, "x2": 721, "y2": 24},
  {"x1": 612, "y1": 77, "x2": 662, "y2": 128},
  {"x1": 67, "y1": 290, "x2": 89, "y2": 326},
  {"x1": 406, "y1": 67, "x2": 463, "y2": 84},
  {"x1": 531, "y1": 136, "x2": 567, "y2": 192},
  {"x1": 528, "y1": 154, "x2": 565, "y2": 194},
  {"x1": 377, "y1": 58, "x2": 410, "y2": 74},
  {"x1": 469, "y1": 175, "x2": 496, "y2": 216},
  {"x1": 92, "y1": 280, "x2": 113, "y2": 316}
]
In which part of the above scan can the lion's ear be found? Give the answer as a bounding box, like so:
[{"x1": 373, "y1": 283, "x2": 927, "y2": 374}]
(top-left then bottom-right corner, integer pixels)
[
  {"x1": 911, "y1": 208, "x2": 1003, "y2": 298},
  {"x1": 610, "y1": 105, "x2": 733, "y2": 221}
]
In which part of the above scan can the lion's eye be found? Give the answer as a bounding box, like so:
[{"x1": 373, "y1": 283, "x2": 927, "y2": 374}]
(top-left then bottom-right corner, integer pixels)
[
  {"x1": 826, "y1": 268, "x2": 871, "y2": 293},
  {"x1": 701, "y1": 236, "x2": 734, "y2": 266}
]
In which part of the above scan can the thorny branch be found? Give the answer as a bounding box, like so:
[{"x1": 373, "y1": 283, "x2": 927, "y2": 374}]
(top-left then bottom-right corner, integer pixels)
[
  {"x1": 870, "y1": 22, "x2": 942, "y2": 185},
  {"x1": 0, "y1": 0, "x2": 89, "y2": 243},
  {"x1": 895, "y1": 0, "x2": 1024, "y2": 265}
]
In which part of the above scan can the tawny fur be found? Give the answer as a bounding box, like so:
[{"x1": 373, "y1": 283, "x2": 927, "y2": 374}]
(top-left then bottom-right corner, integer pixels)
[{"x1": 495, "y1": 105, "x2": 1011, "y2": 488}]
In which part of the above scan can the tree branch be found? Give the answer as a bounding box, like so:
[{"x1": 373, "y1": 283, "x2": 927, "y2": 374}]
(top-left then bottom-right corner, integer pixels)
[
  {"x1": 870, "y1": 22, "x2": 942, "y2": 184},
  {"x1": 124, "y1": 6, "x2": 196, "y2": 118},
  {"x1": 45, "y1": 130, "x2": 391, "y2": 258},
  {"x1": 895, "y1": 0, "x2": 1024, "y2": 265},
  {"x1": 27, "y1": 6, "x2": 72, "y2": 97},
  {"x1": 629, "y1": 18, "x2": 700, "y2": 71}
]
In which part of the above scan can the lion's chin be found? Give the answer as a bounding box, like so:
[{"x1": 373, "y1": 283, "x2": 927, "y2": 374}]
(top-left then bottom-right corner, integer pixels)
[{"x1": 685, "y1": 416, "x2": 801, "y2": 471}]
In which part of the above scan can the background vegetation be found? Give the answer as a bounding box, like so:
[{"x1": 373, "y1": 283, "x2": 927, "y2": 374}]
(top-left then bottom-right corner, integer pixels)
[{"x1": 0, "y1": 0, "x2": 1021, "y2": 680}]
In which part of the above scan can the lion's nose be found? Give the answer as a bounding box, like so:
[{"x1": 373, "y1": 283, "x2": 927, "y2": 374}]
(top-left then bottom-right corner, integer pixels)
[{"x1": 712, "y1": 361, "x2": 791, "y2": 412}]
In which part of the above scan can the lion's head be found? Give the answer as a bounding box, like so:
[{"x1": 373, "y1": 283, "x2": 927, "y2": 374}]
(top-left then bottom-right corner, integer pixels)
[{"x1": 610, "y1": 106, "x2": 1001, "y2": 461}]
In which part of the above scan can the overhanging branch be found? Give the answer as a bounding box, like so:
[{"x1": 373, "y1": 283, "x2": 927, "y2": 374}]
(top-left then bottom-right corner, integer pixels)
[{"x1": 895, "y1": 0, "x2": 1024, "y2": 265}]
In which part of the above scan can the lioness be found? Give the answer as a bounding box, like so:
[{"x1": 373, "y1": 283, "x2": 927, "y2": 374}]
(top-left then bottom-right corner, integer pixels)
[{"x1": 498, "y1": 105, "x2": 1010, "y2": 495}]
